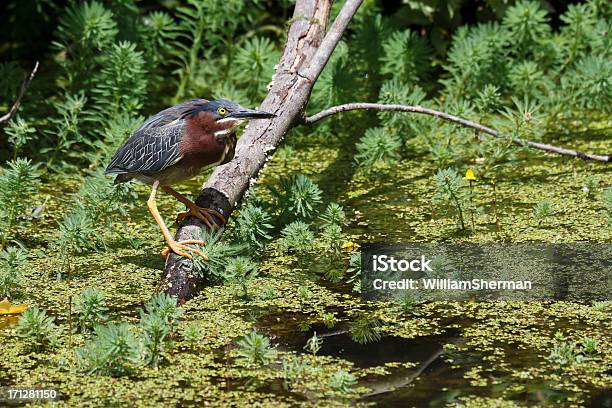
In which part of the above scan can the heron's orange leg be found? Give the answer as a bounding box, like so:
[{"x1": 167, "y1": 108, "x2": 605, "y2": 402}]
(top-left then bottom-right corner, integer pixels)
[
  {"x1": 148, "y1": 181, "x2": 208, "y2": 260},
  {"x1": 162, "y1": 186, "x2": 226, "y2": 229}
]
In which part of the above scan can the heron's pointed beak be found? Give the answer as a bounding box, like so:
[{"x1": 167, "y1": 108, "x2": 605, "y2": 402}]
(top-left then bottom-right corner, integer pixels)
[{"x1": 230, "y1": 108, "x2": 276, "y2": 119}]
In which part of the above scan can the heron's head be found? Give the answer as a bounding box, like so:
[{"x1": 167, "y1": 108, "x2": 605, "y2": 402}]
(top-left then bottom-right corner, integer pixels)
[{"x1": 201, "y1": 99, "x2": 275, "y2": 128}]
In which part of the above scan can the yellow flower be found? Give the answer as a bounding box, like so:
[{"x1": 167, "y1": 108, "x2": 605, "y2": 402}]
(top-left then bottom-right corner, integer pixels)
[
  {"x1": 0, "y1": 298, "x2": 28, "y2": 315},
  {"x1": 341, "y1": 241, "x2": 359, "y2": 251},
  {"x1": 463, "y1": 168, "x2": 477, "y2": 181}
]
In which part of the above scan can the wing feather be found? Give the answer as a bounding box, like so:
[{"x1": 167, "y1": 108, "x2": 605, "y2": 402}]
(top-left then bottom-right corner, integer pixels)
[{"x1": 105, "y1": 99, "x2": 208, "y2": 176}]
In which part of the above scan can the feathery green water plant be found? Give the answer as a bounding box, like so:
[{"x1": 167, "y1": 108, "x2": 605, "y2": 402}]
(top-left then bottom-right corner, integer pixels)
[
  {"x1": 0, "y1": 246, "x2": 27, "y2": 300},
  {"x1": 92, "y1": 41, "x2": 147, "y2": 118},
  {"x1": 139, "y1": 312, "x2": 172, "y2": 367},
  {"x1": 141, "y1": 293, "x2": 183, "y2": 330},
  {"x1": 44, "y1": 93, "x2": 87, "y2": 169},
  {"x1": 349, "y1": 316, "x2": 382, "y2": 344},
  {"x1": 234, "y1": 204, "x2": 273, "y2": 251},
  {"x1": 534, "y1": 199, "x2": 554, "y2": 225},
  {"x1": 74, "y1": 288, "x2": 108, "y2": 333},
  {"x1": 51, "y1": 207, "x2": 96, "y2": 278},
  {"x1": 0, "y1": 158, "x2": 41, "y2": 246},
  {"x1": 582, "y1": 175, "x2": 600, "y2": 198},
  {"x1": 16, "y1": 306, "x2": 59, "y2": 350},
  {"x1": 346, "y1": 253, "x2": 362, "y2": 293},
  {"x1": 76, "y1": 323, "x2": 143, "y2": 376},
  {"x1": 321, "y1": 312, "x2": 337, "y2": 329},
  {"x1": 320, "y1": 224, "x2": 343, "y2": 253},
  {"x1": 319, "y1": 203, "x2": 347, "y2": 228},
  {"x1": 272, "y1": 174, "x2": 322, "y2": 221},
  {"x1": 222, "y1": 256, "x2": 258, "y2": 299},
  {"x1": 190, "y1": 229, "x2": 243, "y2": 279},
  {"x1": 433, "y1": 168, "x2": 468, "y2": 230},
  {"x1": 234, "y1": 331, "x2": 277, "y2": 366},
  {"x1": 5, "y1": 116, "x2": 36, "y2": 159},
  {"x1": 74, "y1": 170, "x2": 136, "y2": 229},
  {"x1": 279, "y1": 221, "x2": 315, "y2": 256},
  {"x1": 602, "y1": 187, "x2": 612, "y2": 222},
  {"x1": 502, "y1": 0, "x2": 550, "y2": 59},
  {"x1": 355, "y1": 127, "x2": 401, "y2": 170},
  {"x1": 233, "y1": 37, "x2": 279, "y2": 101},
  {"x1": 54, "y1": 1, "x2": 118, "y2": 90},
  {"x1": 381, "y1": 30, "x2": 431, "y2": 84},
  {"x1": 581, "y1": 337, "x2": 600, "y2": 356},
  {"x1": 329, "y1": 369, "x2": 358, "y2": 393},
  {"x1": 304, "y1": 332, "x2": 322, "y2": 355},
  {"x1": 182, "y1": 322, "x2": 204, "y2": 350}
]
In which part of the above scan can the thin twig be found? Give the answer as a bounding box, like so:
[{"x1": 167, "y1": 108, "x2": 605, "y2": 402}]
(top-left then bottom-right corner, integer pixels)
[
  {"x1": 302, "y1": 103, "x2": 611, "y2": 162},
  {"x1": 0, "y1": 61, "x2": 39, "y2": 123}
]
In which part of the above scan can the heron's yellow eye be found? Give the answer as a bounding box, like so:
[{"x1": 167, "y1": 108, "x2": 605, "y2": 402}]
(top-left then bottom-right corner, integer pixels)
[{"x1": 217, "y1": 107, "x2": 228, "y2": 116}]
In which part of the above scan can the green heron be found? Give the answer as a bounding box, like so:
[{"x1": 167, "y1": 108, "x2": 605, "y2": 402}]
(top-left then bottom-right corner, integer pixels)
[{"x1": 105, "y1": 98, "x2": 275, "y2": 259}]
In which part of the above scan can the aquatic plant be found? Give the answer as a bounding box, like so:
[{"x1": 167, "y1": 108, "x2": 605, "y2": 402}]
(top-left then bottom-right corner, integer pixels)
[
  {"x1": 271, "y1": 174, "x2": 323, "y2": 221},
  {"x1": 16, "y1": 307, "x2": 59, "y2": 350},
  {"x1": 304, "y1": 332, "x2": 322, "y2": 355},
  {"x1": 319, "y1": 203, "x2": 347, "y2": 228},
  {"x1": 582, "y1": 175, "x2": 600, "y2": 197},
  {"x1": 190, "y1": 229, "x2": 242, "y2": 279},
  {"x1": 76, "y1": 323, "x2": 143, "y2": 376},
  {"x1": 140, "y1": 312, "x2": 172, "y2": 367},
  {"x1": 350, "y1": 316, "x2": 382, "y2": 344},
  {"x1": 547, "y1": 341, "x2": 584, "y2": 365},
  {"x1": 321, "y1": 312, "x2": 337, "y2": 329},
  {"x1": 346, "y1": 253, "x2": 362, "y2": 293},
  {"x1": 222, "y1": 256, "x2": 259, "y2": 299},
  {"x1": 282, "y1": 357, "x2": 310, "y2": 389},
  {"x1": 51, "y1": 207, "x2": 96, "y2": 278},
  {"x1": 329, "y1": 369, "x2": 358, "y2": 393},
  {"x1": 592, "y1": 301, "x2": 610, "y2": 312},
  {"x1": 234, "y1": 204, "x2": 273, "y2": 251},
  {"x1": 182, "y1": 322, "x2": 204, "y2": 349},
  {"x1": 279, "y1": 221, "x2": 315, "y2": 256},
  {"x1": 234, "y1": 331, "x2": 277, "y2": 366},
  {"x1": 141, "y1": 293, "x2": 183, "y2": 330},
  {"x1": 43, "y1": 93, "x2": 87, "y2": 169},
  {"x1": 0, "y1": 158, "x2": 41, "y2": 246},
  {"x1": 433, "y1": 167, "x2": 468, "y2": 230},
  {"x1": 320, "y1": 224, "x2": 343, "y2": 253},
  {"x1": 74, "y1": 170, "x2": 136, "y2": 229},
  {"x1": 5, "y1": 116, "x2": 36, "y2": 159},
  {"x1": 602, "y1": 187, "x2": 612, "y2": 222},
  {"x1": 355, "y1": 127, "x2": 402, "y2": 170},
  {"x1": 0, "y1": 246, "x2": 27, "y2": 299},
  {"x1": 74, "y1": 288, "x2": 108, "y2": 333},
  {"x1": 296, "y1": 286, "x2": 312, "y2": 302},
  {"x1": 581, "y1": 337, "x2": 600, "y2": 355},
  {"x1": 533, "y1": 199, "x2": 554, "y2": 224}
]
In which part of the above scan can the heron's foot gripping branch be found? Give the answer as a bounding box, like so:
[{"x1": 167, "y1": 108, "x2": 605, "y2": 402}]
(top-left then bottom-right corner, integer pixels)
[
  {"x1": 161, "y1": 239, "x2": 209, "y2": 260},
  {"x1": 176, "y1": 206, "x2": 226, "y2": 230}
]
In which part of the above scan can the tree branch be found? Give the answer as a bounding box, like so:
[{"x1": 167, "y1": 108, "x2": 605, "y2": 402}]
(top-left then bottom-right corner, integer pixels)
[
  {"x1": 302, "y1": 103, "x2": 611, "y2": 162},
  {"x1": 162, "y1": 0, "x2": 340, "y2": 302},
  {"x1": 0, "y1": 62, "x2": 39, "y2": 124}
]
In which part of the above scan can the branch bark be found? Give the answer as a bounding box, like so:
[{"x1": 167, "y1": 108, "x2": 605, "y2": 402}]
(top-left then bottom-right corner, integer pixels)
[
  {"x1": 0, "y1": 62, "x2": 39, "y2": 123},
  {"x1": 303, "y1": 103, "x2": 611, "y2": 162}
]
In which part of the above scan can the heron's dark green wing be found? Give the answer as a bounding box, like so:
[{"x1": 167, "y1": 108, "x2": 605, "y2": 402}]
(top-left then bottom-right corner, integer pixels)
[{"x1": 105, "y1": 99, "x2": 208, "y2": 176}]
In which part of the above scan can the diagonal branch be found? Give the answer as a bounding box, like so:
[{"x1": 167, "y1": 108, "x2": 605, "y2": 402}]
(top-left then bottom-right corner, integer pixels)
[
  {"x1": 0, "y1": 62, "x2": 39, "y2": 123},
  {"x1": 162, "y1": 0, "x2": 339, "y2": 302},
  {"x1": 302, "y1": 103, "x2": 611, "y2": 162}
]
